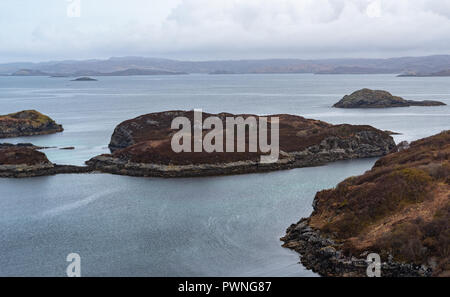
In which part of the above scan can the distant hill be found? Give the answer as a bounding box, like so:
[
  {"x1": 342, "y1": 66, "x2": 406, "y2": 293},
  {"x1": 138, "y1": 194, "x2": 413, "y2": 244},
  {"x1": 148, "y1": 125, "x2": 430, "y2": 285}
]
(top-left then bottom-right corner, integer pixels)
[
  {"x1": 1, "y1": 55, "x2": 450, "y2": 76},
  {"x1": 315, "y1": 66, "x2": 396, "y2": 74},
  {"x1": 209, "y1": 70, "x2": 236, "y2": 75},
  {"x1": 5, "y1": 68, "x2": 187, "y2": 77},
  {"x1": 92, "y1": 68, "x2": 186, "y2": 76},
  {"x1": 11, "y1": 69, "x2": 49, "y2": 76}
]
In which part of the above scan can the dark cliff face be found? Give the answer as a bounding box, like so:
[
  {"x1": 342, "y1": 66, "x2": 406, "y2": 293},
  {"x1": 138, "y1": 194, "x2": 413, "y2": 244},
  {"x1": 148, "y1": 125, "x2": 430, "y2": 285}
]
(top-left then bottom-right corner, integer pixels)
[
  {"x1": 282, "y1": 131, "x2": 450, "y2": 277},
  {"x1": 333, "y1": 88, "x2": 446, "y2": 108},
  {"x1": 0, "y1": 110, "x2": 63, "y2": 138},
  {"x1": 85, "y1": 111, "x2": 396, "y2": 177}
]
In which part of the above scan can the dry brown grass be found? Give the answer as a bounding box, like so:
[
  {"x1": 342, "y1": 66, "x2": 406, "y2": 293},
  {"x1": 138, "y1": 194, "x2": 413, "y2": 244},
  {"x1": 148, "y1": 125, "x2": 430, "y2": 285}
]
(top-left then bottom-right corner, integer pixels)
[{"x1": 308, "y1": 131, "x2": 450, "y2": 275}]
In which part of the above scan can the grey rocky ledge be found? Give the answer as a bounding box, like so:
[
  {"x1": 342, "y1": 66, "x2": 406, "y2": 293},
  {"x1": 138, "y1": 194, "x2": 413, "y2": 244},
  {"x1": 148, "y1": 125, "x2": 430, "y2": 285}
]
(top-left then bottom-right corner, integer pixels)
[
  {"x1": 0, "y1": 163, "x2": 93, "y2": 178},
  {"x1": 281, "y1": 218, "x2": 432, "y2": 277},
  {"x1": 87, "y1": 132, "x2": 395, "y2": 178}
]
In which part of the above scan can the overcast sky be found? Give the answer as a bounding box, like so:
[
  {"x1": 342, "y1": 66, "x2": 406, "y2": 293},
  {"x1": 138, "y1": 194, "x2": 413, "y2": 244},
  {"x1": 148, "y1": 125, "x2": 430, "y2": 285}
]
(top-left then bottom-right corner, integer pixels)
[{"x1": 0, "y1": 0, "x2": 449, "y2": 63}]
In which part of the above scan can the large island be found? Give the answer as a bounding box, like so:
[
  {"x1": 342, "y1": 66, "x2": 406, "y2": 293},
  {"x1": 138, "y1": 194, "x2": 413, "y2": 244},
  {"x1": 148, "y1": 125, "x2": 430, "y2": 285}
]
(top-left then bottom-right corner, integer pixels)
[
  {"x1": 282, "y1": 131, "x2": 449, "y2": 277},
  {"x1": 86, "y1": 110, "x2": 396, "y2": 177}
]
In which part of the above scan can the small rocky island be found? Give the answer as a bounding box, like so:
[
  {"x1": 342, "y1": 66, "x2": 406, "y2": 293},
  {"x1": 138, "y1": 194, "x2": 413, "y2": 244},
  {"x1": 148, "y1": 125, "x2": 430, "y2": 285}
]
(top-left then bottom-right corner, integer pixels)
[
  {"x1": 333, "y1": 88, "x2": 446, "y2": 108},
  {"x1": 0, "y1": 143, "x2": 91, "y2": 178},
  {"x1": 0, "y1": 110, "x2": 63, "y2": 138},
  {"x1": 282, "y1": 131, "x2": 450, "y2": 277},
  {"x1": 86, "y1": 110, "x2": 396, "y2": 177},
  {"x1": 71, "y1": 77, "x2": 97, "y2": 81}
]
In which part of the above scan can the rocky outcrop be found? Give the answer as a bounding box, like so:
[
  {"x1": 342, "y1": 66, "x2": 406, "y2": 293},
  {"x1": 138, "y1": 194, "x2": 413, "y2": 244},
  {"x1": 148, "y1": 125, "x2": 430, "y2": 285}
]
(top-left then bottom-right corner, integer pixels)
[
  {"x1": 282, "y1": 131, "x2": 450, "y2": 277},
  {"x1": 333, "y1": 89, "x2": 446, "y2": 108},
  {"x1": 0, "y1": 144, "x2": 92, "y2": 178},
  {"x1": 87, "y1": 111, "x2": 396, "y2": 177},
  {"x1": 0, "y1": 143, "x2": 46, "y2": 150},
  {"x1": 281, "y1": 219, "x2": 432, "y2": 277},
  {"x1": 71, "y1": 77, "x2": 97, "y2": 81},
  {"x1": 396, "y1": 140, "x2": 410, "y2": 151},
  {"x1": 0, "y1": 110, "x2": 63, "y2": 138}
]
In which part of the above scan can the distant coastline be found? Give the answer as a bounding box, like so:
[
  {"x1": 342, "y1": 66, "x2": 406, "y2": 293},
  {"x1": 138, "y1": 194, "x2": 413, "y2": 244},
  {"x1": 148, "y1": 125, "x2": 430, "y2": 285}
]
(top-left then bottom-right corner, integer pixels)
[
  {"x1": 8, "y1": 68, "x2": 187, "y2": 77},
  {"x1": 1, "y1": 54, "x2": 450, "y2": 76},
  {"x1": 398, "y1": 69, "x2": 450, "y2": 77}
]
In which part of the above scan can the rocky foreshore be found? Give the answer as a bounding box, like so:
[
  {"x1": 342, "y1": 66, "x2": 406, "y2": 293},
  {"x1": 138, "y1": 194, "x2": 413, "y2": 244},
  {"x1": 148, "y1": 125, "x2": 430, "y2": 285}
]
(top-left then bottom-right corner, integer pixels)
[
  {"x1": 282, "y1": 131, "x2": 450, "y2": 277},
  {"x1": 86, "y1": 154, "x2": 296, "y2": 177},
  {"x1": 333, "y1": 88, "x2": 446, "y2": 108},
  {"x1": 0, "y1": 163, "x2": 93, "y2": 178},
  {"x1": 281, "y1": 219, "x2": 432, "y2": 277},
  {"x1": 86, "y1": 111, "x2": 396, "y2": 177},
  {"x1": 0, "y1": 110, "x2": 63, "y2": 138}
]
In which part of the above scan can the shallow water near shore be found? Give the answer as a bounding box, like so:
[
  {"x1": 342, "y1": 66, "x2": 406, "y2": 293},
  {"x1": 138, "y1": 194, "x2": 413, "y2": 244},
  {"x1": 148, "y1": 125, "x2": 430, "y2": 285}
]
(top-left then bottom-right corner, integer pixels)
[{"x1": 0, "y1": 74, "x2": 449, "y2": 276}]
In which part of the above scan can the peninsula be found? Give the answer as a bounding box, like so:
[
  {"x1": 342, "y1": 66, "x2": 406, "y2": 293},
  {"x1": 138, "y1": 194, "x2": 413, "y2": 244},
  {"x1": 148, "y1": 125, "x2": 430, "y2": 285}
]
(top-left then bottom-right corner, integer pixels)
[{"x1": 282, "y1": 131, "x2": 450, "y2": 277}]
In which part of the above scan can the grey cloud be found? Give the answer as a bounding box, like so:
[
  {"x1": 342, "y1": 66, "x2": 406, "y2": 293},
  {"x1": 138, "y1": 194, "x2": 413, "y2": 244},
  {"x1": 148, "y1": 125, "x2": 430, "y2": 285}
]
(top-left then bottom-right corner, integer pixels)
[{"x1": 0, "y1": 0, "x2": 449, "y2": 62}]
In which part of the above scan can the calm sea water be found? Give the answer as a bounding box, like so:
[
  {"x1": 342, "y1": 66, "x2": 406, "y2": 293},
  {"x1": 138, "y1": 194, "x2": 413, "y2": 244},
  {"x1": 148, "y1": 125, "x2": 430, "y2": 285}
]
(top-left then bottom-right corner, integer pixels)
[{"x1": 0, "y1": 74, "x2": 449, "y2": 276}]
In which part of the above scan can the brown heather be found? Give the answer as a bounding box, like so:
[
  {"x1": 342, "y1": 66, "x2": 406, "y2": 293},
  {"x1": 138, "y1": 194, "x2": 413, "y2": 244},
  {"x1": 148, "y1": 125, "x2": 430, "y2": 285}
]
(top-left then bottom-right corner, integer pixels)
[
  {"x1": 0, "y1": 146, "x2": 50, "y2": 166},
  {"x1": 308, "y1": 130, "x2": 450, "y2": 275}
]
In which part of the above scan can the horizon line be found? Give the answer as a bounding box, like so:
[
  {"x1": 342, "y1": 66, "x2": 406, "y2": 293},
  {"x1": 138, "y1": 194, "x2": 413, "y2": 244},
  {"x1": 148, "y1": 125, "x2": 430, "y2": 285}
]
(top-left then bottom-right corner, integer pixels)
[{"x1": 2, "y1": 53, "x2": 450, "y2": 65}]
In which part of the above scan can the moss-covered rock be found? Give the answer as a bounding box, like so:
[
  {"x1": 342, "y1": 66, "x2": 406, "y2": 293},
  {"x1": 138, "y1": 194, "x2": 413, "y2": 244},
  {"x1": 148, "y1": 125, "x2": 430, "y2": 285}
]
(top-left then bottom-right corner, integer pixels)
[{"x1": 0, "y1": 110, "x2": 63, "y2": 138}]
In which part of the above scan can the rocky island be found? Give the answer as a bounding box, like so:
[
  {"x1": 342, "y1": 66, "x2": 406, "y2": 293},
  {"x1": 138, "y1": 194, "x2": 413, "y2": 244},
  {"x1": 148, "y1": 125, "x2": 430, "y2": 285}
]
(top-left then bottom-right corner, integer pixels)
[
  {"x1": 86, "y1": 111, "x2": 396, "y2": 177},
  {"x1": 0, "y1": 143, "x2": 91, "y2": 178},
  {"x1": 333, "y1": 89, "x2": 446, "y2": 108},
  {"x1": 0, "y1": 110, "x2": 63, "y2": 138},
  {"x1": 71, "y1": 77, "x2": 98, "y2": 81},
  {"x1": 282, "y1": 131, "x2": 450, "y2": 277}
]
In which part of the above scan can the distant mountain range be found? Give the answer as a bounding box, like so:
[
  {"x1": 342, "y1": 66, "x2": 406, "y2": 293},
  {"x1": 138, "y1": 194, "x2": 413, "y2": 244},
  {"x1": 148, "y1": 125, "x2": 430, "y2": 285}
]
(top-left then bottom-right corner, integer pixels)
[
  {"x1": 1, "y1": 55, "x2": 450, "y2": 76},
  {"x1": 8, "y1": 67, "x2": 186, "y2": 77}
]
